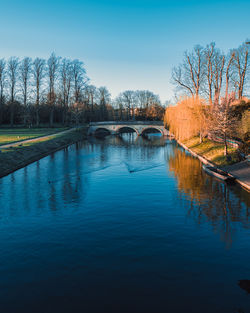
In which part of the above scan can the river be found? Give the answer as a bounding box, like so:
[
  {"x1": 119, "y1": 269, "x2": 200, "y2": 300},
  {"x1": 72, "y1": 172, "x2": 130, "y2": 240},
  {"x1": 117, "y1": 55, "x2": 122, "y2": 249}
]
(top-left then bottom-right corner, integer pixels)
[{"x1": 0, "y1": 133, "x2": 249, "y2": 313}]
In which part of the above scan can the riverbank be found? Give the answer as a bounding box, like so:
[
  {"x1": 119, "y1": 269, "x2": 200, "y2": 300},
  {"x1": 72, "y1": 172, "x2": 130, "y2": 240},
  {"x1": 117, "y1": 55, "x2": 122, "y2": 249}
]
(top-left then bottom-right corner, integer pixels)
[
  {"x1": 0, "y1": 127, "x2": 88, "y2": 179},
  {"x1": 181, "y1": 137, "x2": 239, "y2": 166},
  {"x1": 177, "y1": 137, "x2": 250, "y2": 192},
  {"x1": 0, "y1": 127, "x2": 69, "y2": 146}
]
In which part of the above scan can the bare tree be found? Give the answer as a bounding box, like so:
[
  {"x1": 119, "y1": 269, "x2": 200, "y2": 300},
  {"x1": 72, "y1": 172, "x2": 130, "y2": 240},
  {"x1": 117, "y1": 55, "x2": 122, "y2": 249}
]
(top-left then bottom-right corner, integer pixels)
[
  {"x1": 172, "y1": 66, "x2": 194, "y2": 96},
  {"x1": 98, "y1": 86, "x2": 110, "y2": 120},
  {"x1": 47, "y1": 53, "x2": 60, "y2": 127},
  {"x1": 136, "y1": 90, "x2": 158, "y2": 109},
  {"x1": 33, "y1": 58, "x2": 45, "y2": 126},
  {"x1": 70, "y1": 59, "x2": 87, "y2": 124},
  {"x1": 115, "y1": 96, "x2": 124, "y2": 121},
  {"x1": 203, "y1": 43, "x2": 226, "y2": 104},
  {"x1": 146, "y1": 102, "x2": 165, "y2": 121},
  {"x1": 232, "y1": 42, "x2": 249, "y2": 99},
  {"x1": 72, "y1": 59, "x2": 86, "y2": 104},
  {"x1": 225, "y1": 51, "x2": 235, "y2": 100},
  {"x1": 0, "y1": 53, "x2": 94, "y2": 126},
  {"x1": 135, "y1": 90, "x2": 161, "y2": 119},
  {"x1": 20, "y1": 57, "x2": 32, "y2": 125},
  {"x1": 115, "y1": 90, "x2": 162, "y2": 121},
  {"x1": 0, "y1": 59, "x2": 6, "y2": 124},
  {"x1": 209, "y1": 93, "x2": 238, "y2": 155},
  {"x1": 60, "y1": 58, "x2": 73, "y2": 124},
  {"x1": 204, "y1": 43, "x2": 215, "y2": 104},
  {"x1": 85, "y1": 85, "x2": 97, "y2": 120},
  {"x1": 118, "y1": 90, "x2": 135, "y2": 120},
  {"x1": 8, "y1": 57, "x2": 19, "y2": 127},
  {"x1": 212, "y1": 48, "x2": 225, "y2": 104},
  {"x1": 172, "y1": 45, "x2": 205, "y2": 97}
]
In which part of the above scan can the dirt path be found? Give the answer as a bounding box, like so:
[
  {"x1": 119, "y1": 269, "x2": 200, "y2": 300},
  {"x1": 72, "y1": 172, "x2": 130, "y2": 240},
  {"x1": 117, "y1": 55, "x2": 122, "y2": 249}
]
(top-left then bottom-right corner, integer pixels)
[{"x1": 0, "y1": 128, "x2": 77, "y2": 149}]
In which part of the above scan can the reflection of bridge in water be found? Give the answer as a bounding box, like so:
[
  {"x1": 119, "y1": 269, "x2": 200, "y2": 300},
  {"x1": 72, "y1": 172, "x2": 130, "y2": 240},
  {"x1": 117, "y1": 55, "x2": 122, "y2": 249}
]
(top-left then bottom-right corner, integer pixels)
[
  {"x1": 87, "y1": 132, "x2": 172, "y2": 147},
  {"x1": 88, "y1": 121, "x2": 169, "y2": 136}
]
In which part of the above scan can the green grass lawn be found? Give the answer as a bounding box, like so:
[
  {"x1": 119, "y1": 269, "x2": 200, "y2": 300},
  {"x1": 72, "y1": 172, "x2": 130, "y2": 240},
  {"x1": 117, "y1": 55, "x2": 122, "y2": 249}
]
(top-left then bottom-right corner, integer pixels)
[
  {"x1": 0, "y1": 127, "x2": 68, "y2": 145},
  {"x1": 0, "y1": 127, "x2": 88, "y2": 178},
  {"x1": 183, "y1": 136, "x2": 239, "y2": 166}
]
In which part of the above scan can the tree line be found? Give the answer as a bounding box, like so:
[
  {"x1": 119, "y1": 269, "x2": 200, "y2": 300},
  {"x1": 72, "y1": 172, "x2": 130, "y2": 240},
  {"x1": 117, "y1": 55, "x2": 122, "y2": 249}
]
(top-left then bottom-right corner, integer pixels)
[
  {"x1": 0, "y1": 54, "x2": 165, "y2": 127},
  {"x1": 172, "y1": 41, "x2": 249, "y2": 102},
  {"x1": 165, "y1": 41, "x2": 250, "y2": 156}
]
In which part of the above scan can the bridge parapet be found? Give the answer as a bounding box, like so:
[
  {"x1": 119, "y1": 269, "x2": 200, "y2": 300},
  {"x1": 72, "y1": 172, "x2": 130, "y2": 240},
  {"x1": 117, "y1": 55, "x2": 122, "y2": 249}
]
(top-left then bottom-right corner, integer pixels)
[
  {"x1": 89, "y1": 121, "x2": 164, "y2": 126},
  {"x1": 88, "y1": 121, "x2": 169, "y2": 136}
]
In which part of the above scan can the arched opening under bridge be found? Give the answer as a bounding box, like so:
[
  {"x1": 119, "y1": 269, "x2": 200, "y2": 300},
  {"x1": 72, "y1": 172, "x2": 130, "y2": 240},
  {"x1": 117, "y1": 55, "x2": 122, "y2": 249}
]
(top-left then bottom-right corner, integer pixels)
[
  {"x1": 94, "y1": 128, "x2": 111, "y2": 137},
  {"x1": 117, "y1": 126, "x2": 139, "y2": 135},
  {"x1": 141, "y1": 127, "x2": 163, "y2": 136}
]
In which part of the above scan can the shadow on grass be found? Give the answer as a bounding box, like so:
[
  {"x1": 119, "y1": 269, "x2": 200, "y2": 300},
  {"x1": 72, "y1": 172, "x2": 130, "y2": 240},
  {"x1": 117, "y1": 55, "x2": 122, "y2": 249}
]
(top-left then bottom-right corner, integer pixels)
[
  {"x1": 185, "y1": 137, "x2": 238, "y2": 166},
  {"x1": 193, "y1": 143, "x2": 224, "y2": 156}
]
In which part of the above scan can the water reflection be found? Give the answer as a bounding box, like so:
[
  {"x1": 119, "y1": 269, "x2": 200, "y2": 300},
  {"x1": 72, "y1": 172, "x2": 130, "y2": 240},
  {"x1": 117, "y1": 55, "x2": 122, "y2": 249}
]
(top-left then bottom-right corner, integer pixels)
[
  {"x1": 0, "y1": 133, "x2": 165, "y2": 215},
  {"x1": 0, "y1": 133, "x2": 249, "y2": 313},
  {"x1": 74, "y1": 134, "x2": 164, "y2": 176},
  {"x1": 168, "y1": 147, "x2": 250, "y2": 246},
  {"x1": 0, "y1": 134, "x2": 249, "y2": 243},
  {"x1": 0, "y1": 147, "x2": 89, "y2": 213},
  {"x1": 61, "y1": 135, "x2": 249, "y2": 247},
  {"x1": 88, "y1": 132, "x2": 167, "y2": 147}
]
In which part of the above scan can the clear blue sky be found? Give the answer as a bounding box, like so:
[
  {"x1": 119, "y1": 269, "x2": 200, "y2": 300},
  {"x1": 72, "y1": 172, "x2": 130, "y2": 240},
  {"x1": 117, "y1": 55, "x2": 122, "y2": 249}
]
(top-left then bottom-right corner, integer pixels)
[{"x1": 0, "y1": 0, "x2": 249, "y2": 102}]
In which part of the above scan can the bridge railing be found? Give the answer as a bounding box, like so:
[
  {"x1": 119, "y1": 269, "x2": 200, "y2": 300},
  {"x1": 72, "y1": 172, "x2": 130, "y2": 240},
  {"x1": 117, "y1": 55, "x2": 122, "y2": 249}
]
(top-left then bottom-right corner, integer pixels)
[{"x1": 89, "y1": 121, "x2": 164, "y2": 126}]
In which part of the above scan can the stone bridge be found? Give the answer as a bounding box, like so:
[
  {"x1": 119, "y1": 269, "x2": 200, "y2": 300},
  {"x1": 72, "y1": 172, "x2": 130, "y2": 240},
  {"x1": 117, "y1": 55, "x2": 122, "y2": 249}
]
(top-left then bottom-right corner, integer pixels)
[{"x1": 88, "y1": 121, "x2": 169, "y2": 136}]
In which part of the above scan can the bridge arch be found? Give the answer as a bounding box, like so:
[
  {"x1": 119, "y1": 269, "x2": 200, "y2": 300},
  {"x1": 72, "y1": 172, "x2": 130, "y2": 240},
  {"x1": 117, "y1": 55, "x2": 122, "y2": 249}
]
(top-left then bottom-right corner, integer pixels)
[
  {"x1": 88, "y1": 122, "x2": 169, "y2": 137},
  {"x1": 140, "y1": 126, "x2": 163, "y2": 136},
  {"x1": 116, "y1": 126, "x2": 139, "y2": 135},
  {"x1": 94, "y1": 127, "x2": 111, "y2": 136}
]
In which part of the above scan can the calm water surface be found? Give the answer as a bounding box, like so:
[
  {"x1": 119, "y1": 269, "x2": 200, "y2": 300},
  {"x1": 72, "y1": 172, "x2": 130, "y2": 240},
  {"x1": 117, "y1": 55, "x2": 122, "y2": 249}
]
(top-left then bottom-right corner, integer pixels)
[{"x1": 0, "y1": 133, "x2": 249, "y2": 313}]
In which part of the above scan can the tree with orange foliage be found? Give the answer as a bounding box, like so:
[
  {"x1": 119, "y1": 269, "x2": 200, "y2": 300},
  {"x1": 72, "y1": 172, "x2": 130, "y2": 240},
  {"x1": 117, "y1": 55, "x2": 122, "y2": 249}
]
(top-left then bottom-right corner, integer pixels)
[{"x1": 164, "y1": 96, "x2": 207, "y2": 142}]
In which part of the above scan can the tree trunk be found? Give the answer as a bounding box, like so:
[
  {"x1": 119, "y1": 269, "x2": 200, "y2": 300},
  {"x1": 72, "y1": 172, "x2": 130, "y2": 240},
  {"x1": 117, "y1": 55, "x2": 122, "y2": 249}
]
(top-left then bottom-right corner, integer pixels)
[
  {"x1": 10, "y1": 103, "x2": 14, "y2": 127},
  {"x1": 224, "y1": 133, "x2": 228, "y2": 156},
  {"x1": 23, "y1": 91, "x2": 27, "y2": 126},
  {"x1": 23, "y1": 110, "x2": 26, "y2": 126},
  {"x1": 0, "y1": 98, "x2": 3, "y2": 125},
  {"x1": 199, "y1": 132, "x2": 203, "y2": 144},
  {"x1": 62, "y1": 106, "x2": 65, "y2": 125},
  {"x1": 49, "y1": 108, "x2": 54, "y2": 127},
  {"x1": 36, "y1": 107, "x2": 39, "y2": 126}
]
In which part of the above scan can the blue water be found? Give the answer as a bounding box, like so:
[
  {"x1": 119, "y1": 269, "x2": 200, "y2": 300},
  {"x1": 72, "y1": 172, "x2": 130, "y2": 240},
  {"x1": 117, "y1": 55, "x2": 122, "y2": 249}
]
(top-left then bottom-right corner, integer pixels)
[{"x1": 0, "y1": 133, "x2": 249, "y2": 313}]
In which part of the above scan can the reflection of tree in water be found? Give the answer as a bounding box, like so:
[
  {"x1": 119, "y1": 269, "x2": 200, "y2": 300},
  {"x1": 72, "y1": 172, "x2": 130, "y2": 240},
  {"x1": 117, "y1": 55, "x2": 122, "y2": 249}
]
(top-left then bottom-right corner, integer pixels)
[
  {"x1": 168, "y1": 147, "x2": 250, "y2": 246},
  {"x1": 44, "y1": 145, "x2": 89, "y2": 211},
  {"x1": 61, "y1": 146, "x2": 86, "y2": 207}
]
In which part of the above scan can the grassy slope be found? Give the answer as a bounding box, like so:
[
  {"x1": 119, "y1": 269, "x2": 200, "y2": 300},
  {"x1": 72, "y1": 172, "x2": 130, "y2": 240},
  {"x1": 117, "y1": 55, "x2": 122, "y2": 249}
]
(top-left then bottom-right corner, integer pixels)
[
  {"x1": 0, "y1": 127, "x2": 68, "y2": 145},
  {"x1": 0, "y1": 127, "x2": 87, "y2": 178},
  {"x1": 183, "y1": 137, "x2": 238, "y2": 166}
]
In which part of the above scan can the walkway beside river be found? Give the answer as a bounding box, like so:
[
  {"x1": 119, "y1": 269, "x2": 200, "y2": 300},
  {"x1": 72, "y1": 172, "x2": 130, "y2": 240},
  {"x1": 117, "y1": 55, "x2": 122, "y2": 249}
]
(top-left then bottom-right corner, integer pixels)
[
  {"x1": 223, "y1": 160, "x2": 250, "y2": 191},
  {"x1": 178, "y1": 140, "x2": 250, "y2": 192}
]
